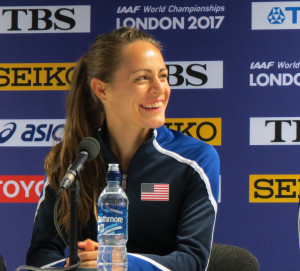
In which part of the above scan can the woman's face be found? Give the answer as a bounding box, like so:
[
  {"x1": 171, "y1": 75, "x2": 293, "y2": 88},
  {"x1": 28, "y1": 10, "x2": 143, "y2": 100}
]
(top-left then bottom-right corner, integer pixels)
[{"x1": 104, "y1": 40, "x2": 170, "y2": 131}]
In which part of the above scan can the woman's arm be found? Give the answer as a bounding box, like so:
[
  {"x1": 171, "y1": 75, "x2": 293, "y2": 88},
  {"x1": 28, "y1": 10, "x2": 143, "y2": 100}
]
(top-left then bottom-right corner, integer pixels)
[
  {"x1": 26, "y1": 178, "x2": 66, "y2": 267},
  {"x1": 137, "y1": 144, "x2": 220, "y2": 271}
]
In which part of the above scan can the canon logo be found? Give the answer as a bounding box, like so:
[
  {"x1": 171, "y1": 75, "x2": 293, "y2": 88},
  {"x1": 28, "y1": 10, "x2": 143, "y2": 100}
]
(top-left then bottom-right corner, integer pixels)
[{"x1": 0, "y1": 6, "x2": 90, "y2": 33}]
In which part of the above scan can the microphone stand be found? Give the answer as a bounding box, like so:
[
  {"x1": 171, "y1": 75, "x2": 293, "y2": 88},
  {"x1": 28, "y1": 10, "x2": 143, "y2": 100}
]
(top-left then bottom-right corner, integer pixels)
[
  {"x1": 69, "y1": 178, "x2": 80, "y2": 266},
  {"x1": 69, "y1": 180, "x2": 97, "y2": 271},
  {"x1": 68, "y1": 177, "x2": 97, "y2": 270}
]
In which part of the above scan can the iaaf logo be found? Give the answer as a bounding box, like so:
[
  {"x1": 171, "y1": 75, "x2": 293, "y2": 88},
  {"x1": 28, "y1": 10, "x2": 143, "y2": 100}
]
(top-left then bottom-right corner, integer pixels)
[
  {"x1": 0, "y1": 5, "x2": 90, "y2": 33},
  {"x1": 250, "y1": 61, "x2": 275, "y2": 69},
  {"x1": 0, "y1": 175, "x2": 44, "y2": 203},
  {"x1": 165, "y1": 61, "x2": 223, "y2": 89},
  {"x1": 117, "y1": 6, "x2": 141, "y2": 14},
  {"x1": 250, "y1": 61, "x2": 300, "y2": 69},
  {"x1": 0, "y1": 119, "x2": 65, "y2": 146},
  {"x1": 252, "y1": 2, "x2": 300, "y2": 30},
  {"x1": 249, "y1": 61, "x2": 300, "y2": 87}
]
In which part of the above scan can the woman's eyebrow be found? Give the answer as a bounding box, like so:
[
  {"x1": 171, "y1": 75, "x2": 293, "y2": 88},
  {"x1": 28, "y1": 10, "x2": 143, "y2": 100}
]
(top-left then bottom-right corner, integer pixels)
[{"x1": 132, "y1": 67, "x2": 168, "y2": 74}]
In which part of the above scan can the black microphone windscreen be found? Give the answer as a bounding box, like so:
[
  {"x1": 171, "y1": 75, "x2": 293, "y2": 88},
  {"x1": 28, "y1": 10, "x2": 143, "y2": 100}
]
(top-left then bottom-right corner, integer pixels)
[
  {"x1": 77, "y1": 137, "x2": 100, "y2": 161},
  {"x1": 207, "y1": 244, "x2": 260, "y2": 271}
]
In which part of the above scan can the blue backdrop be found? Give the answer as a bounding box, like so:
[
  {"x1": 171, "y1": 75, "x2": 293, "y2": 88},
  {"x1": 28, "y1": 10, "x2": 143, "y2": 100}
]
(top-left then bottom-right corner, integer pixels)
[{"x1": 0, "y1": 1, "x2": 300, "y2": 270}]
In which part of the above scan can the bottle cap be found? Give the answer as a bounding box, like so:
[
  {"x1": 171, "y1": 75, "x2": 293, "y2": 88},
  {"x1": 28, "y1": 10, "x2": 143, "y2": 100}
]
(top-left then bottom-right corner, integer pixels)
[{"x1": 108, "y1": 163, "x2": 120, "y2": 172}]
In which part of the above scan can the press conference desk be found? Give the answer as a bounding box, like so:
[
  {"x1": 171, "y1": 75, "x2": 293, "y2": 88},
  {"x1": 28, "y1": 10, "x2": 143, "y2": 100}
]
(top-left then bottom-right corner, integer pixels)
[
  {"x1": 72, "y1": 268, "x2": 96, "y2": 270},
  {"x1": 32, "y1": 253, "x2": 167, "y2": 271}
]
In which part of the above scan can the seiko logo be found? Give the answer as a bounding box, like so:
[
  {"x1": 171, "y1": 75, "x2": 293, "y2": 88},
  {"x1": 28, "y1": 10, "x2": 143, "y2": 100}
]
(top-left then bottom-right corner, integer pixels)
[
  {"x1": 250, "y1": 117, "x2": 300, "y2": 145},
  {"x1": 0, "y1": 6, "x2": 90, "y2": 33},
  {"x1": 0, "y1": 63, "x2": 74, "y2": 90},
  {"x1": 117, "y1": 6, "x2": 141, "y2": 14},
  {"x1": 252, "y1": 2, "x2": 300, "y2": 30},
  {"x1": 165, "y1": 61, "x2": 223, "y2": 89},
  {"x1": 165, "y1": 118, "x2": 222, "y2": 145},
  {"x1": 249, "y1": 175, "x2": 300, "y2": 202},
  {"x1": 0, "y1": 119, "x2": 65, "y2": 146}
]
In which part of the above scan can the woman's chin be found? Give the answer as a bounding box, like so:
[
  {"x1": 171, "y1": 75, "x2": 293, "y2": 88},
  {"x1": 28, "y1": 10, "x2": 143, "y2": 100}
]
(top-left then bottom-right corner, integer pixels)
[{"x1": 147, "y1": 119, "x2": 166, "y2": 129}]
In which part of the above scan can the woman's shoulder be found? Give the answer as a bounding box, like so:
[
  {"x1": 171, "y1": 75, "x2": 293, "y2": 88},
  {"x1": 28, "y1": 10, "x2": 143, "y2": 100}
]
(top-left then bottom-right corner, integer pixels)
[{"x1": 155, "y1": 126, "x2": 219, "y2": 163}]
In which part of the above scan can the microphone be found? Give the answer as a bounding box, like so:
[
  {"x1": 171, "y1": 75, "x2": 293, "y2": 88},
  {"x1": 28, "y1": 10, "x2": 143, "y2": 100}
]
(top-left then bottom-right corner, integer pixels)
[
  {"x1": 60, "y1": 137, "x2": 100, "y2": 189},
  {"x1": 207, "y1": 244, "x2": 260, "y2": 271}
]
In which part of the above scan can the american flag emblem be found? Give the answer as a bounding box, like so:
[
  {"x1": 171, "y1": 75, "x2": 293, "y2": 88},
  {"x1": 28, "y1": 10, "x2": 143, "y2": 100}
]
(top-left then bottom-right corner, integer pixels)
[{"x1": 141, "y1": 183, "x2": 169, "y2": 201}]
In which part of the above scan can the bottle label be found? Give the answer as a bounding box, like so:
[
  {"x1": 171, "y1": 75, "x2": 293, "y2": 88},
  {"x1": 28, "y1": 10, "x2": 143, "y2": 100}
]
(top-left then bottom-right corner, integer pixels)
[{"x1": 97, "y1": 202, "x2": 127, "y2": 236}]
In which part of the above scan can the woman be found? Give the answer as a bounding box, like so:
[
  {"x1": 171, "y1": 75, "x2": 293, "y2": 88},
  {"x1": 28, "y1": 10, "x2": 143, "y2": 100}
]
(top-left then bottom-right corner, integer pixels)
[{"x1": 26, "y1": 27, "x2": 220, "y2": 271}]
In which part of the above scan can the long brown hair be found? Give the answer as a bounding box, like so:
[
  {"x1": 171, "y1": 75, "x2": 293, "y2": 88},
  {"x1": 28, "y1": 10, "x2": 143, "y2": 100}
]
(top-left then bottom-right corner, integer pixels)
[{"x1": 44, "y1": 27, "x2": 162, "y2": 235}]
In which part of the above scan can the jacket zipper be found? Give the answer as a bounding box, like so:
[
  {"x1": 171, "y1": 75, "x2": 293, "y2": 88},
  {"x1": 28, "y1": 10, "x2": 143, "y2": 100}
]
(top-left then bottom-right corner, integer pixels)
[{"x1": 122, "y1": 173, "x2": 127, "y2": 191}]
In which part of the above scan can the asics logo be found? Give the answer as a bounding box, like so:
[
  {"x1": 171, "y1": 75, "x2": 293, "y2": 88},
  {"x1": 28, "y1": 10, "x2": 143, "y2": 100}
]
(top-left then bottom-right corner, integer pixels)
[{"x1": 0, "y1": 122, "x2": 17, "y2": 143}]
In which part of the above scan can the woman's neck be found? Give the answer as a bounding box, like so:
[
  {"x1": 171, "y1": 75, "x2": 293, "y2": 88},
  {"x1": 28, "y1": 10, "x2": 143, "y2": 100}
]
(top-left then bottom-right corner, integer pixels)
[{"x1": 106, "y1": 122, "x2": 152, "y2": 172}]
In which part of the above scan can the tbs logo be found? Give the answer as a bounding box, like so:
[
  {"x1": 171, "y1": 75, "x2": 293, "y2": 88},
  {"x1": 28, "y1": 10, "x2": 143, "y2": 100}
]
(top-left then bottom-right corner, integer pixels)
[
  {"x1": 0, "y1": 5, "x2": 90, "y2": 33},
  {"x1": 250, "y1": 117, "x2": 300, "y2": 145},
  {"x1": 165, "y1": 61, "x2": 223, "y2": 89},
  {"x1": 0, "y1": 119, "x2": 65, "y2": 147}
]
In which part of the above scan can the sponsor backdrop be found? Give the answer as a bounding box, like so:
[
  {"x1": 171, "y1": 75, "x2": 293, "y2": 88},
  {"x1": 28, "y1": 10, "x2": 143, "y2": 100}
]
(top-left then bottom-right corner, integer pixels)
[{"x1": 0, "y1": 0, "x2": 299, "y2": 270}]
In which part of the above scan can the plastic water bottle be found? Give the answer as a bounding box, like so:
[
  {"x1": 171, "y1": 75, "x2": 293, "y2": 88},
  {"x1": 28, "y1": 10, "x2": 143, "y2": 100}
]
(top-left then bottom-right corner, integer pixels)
[{"x1": 97, "y1": 163, "x2": 128, "y2": 271}]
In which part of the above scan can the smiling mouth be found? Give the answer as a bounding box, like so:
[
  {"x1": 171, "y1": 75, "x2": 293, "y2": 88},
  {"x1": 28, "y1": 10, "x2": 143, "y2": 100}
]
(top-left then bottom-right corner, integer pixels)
[{"x1": 141, "y1": 102, "x2": 163, "y2": 109}]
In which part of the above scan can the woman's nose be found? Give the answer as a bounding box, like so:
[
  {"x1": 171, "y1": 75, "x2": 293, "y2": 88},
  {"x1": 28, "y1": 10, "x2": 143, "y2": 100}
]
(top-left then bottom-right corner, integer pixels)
[{"x1": 150, "y1": 77, "x2": 166, "y2": 94}]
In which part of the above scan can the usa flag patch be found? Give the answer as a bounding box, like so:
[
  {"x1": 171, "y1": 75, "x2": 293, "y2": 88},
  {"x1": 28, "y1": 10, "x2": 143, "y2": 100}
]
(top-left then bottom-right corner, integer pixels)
[{"x1": 141, "y1": 183, "x2": 169, "y2": 201}]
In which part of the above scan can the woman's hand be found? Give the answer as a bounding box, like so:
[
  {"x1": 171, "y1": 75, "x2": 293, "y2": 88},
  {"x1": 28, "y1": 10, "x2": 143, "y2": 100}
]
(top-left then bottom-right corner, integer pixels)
[
  {"x1": 65, "y1": 238, "x2": 99, "y2": 268},
  {"x1": 78, "y1": 238, "x2": 99, "y2": 267},
  {"x1": 65, "y1": 238, "x2": 125, "y2": 270}
]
